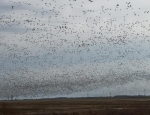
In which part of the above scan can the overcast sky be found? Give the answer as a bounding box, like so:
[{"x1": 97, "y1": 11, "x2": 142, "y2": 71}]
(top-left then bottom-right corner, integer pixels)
[{"x1": 1, "y1": 0, "x2": 150, "y2": 99}]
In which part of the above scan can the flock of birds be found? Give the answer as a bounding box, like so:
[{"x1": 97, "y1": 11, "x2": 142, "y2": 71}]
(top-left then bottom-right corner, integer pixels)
[{"x1": 0, "y1": 0, "x2": 150, "y2": 99}]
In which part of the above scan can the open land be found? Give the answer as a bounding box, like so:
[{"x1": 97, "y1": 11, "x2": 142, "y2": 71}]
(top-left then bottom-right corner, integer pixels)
[{"x1": 0, "y1": 97, "x2": 150, "y2": 115}]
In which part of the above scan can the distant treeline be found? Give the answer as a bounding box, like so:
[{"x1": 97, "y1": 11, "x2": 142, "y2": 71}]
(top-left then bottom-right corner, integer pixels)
[{"x1": 114, "y1": 95, "x2": 150, "y2": 98}]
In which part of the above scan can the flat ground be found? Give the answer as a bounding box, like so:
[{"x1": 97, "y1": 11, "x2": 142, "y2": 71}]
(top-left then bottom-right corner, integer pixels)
[{"x1": 0, "y1": 97, "x2": 150, "y2": 115}]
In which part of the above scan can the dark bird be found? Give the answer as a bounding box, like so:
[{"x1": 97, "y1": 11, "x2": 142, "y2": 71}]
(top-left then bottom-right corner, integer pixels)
[
  {"x1": 89, "y1": 0, "x2": 93, "y2": 2},
  {"x1": 12, "y1": 6, "x2": 14, "y2": 9}
]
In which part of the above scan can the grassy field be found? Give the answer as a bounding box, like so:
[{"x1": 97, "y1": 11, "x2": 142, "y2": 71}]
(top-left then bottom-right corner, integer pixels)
[{"x1": 0, "y1": 97, "x2": 150, "y2": 115}]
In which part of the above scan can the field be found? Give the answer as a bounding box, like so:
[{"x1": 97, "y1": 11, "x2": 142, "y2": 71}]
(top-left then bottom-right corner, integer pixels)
[{"x1": 0, "y1": 97, "x2": 150, "y2": 115}]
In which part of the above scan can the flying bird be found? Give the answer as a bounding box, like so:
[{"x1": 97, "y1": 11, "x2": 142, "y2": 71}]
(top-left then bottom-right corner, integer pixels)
[
  {"x1": 89, "y1": 0, "x2": 93, "y2": 2},
  {"x1": 12, "y1": 6, "x2": 14, "y2": 9}
]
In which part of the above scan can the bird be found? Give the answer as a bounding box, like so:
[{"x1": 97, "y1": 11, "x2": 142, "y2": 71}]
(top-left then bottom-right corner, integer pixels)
[{"x1": 12, "y1": 6, "x2": 14, "y2": 9}]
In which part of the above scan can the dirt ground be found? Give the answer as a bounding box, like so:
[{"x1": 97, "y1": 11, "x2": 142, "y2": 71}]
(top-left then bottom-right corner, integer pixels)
[{"x1": 0, "y1": 97, "x2": 150, "y2": 115}]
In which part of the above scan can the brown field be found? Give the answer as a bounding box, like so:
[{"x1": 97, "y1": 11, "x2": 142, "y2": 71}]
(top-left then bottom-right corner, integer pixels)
[{"x1": 0, "y1": 97, "x2": 150, "y2": 115}]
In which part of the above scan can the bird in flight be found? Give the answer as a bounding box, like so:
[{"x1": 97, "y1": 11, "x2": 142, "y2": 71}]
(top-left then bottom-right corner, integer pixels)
[
  {"x1": 89, "y1": 0, "x2": 93, "y2": 2},
  {"x1": 12, "y1": 6, "x2": 14, "y2": 9}
]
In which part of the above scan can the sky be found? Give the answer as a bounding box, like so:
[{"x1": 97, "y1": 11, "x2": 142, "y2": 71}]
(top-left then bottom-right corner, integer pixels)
[{"x1": 1, "y1": 0, "x2": 150, "y2": 99}]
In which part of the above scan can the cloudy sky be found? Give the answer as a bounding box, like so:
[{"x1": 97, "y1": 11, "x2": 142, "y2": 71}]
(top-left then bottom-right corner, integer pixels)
[{"x1": 1, "y1": 0, "x2": 150, "y2": 99}]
